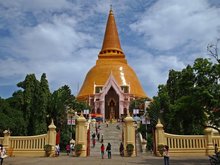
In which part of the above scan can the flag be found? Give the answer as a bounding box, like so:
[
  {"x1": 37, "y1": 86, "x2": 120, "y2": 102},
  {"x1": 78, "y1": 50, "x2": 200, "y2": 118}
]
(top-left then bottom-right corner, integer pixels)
[{"x1": 56, "y1": 130, "x2": 61, "y2": 145}]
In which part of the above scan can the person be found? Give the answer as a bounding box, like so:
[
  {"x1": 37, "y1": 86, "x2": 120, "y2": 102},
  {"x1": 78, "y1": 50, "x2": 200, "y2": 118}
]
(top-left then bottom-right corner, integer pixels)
[
  {"x1": 101, "y1": 134, "x2": 104, "y2": 143},
  {"x1": 119, "y1": 142, "x2": 124, "y2": 156},
  {"x1": 0, "y1": 146, "x2": 3, "y2": 165},
  {"x1": 0, "y1": 145, "x2": 7, "y2": 165},
  {"x1": 92, "y1": 132, "x2": 96, "y2": 139},
  {"x1": 100, "y1": 144, "x2": 105, "y2": 159},
  {"x1": 93, "y1": 138, "x2": 96, "y2": 148},
  {"x1": 116, "y1": 124, "x2": 120, "y2": 130},
  {"x1": 66, "y1": 144, "x2": 70, "y2": 156},
  {"x1": 70, "y1": 143, "x2": 75, "y2": 155},
  {"x1": 106, "y1": 143, "x2": 111, "y2": 159},
  {"x1": 106, "y1": 120, "x2": 109, "y2": 127},
  {"x1": 163, "y1": 145, "x2": 169, "y2": 165},
  {"x1": 55, "y1": 144, "x2": 60, "y2": 156},
  {"x1": 97, "y1": 132, "x2": 100, "y2": 141}
]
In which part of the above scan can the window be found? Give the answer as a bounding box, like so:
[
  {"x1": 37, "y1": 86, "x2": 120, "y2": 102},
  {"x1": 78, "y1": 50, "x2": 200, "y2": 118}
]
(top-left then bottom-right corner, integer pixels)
[
  {"x1": 121, "y1": 86, "x2": 129, "y2": 93},
  {"x1": 95, "y1": 86, "x2": 103, "y2": 93}
]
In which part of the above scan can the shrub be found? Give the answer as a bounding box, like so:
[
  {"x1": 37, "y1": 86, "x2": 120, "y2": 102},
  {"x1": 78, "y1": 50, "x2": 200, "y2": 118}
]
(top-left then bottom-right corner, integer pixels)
[
  {"x1": 75, "y1": 144, "x2": 82, "y2": 152},
  {"x1": 44, "y1": 144, "x2": 52, "y2": 152},
  {"x1": 157, "y1": 144, "x2": 164, "y2": 156},
  {"x1": 126, "y1": 144, "x2": 134, "y2": 156}
]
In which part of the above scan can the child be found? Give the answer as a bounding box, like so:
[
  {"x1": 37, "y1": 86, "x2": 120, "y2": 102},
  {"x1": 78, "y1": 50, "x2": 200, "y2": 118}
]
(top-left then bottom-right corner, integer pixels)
[{"x1": 163, "y1": 145, "x2": 169, "y2": 165}]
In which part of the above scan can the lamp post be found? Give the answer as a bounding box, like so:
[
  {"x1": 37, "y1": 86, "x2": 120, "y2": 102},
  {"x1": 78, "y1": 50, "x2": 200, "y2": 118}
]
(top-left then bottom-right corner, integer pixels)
[
  {"x1": 67, "y1": 108, "x2": 75, "y2": 139},
  {"x1": 145, "y1": 112, "x2": 150, "y2": 139}
]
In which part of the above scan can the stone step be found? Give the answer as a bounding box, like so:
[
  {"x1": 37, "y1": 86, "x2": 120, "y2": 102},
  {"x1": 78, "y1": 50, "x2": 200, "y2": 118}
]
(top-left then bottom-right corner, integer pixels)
[
  {"x1": 89, "y1": 122, "x2": 122, "y2": 156},
  {"x1": 89, "y1": 122, "x2": 142, "y2": 156}
]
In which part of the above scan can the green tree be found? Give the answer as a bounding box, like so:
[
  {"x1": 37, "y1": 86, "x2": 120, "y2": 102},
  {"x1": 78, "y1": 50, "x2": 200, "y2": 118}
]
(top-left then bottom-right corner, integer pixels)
[
  {"x1": 0, "y1": 98, "x2": 25, "y2": 136},
  {"x1": 148, "y1": 58, "x2": 220, "y2": 134},
  {"x1": 17, "y1": 74, "x2": 40, "y2": 135},
  {"x1": 34, "y1": 73, "x2": 51, "y2": 134}
]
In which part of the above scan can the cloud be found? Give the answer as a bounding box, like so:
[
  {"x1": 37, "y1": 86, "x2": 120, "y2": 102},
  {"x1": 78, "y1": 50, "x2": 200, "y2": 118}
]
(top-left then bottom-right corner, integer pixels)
[
  {"x1": 0, "y1": 0, "x2": 220, "y2": 99},
  {"x1": 130, "y1": 0, "x2": 220, "y2": 51},
  {"x1": 126, "y1": 46, "x2": 185, "y2": 97},
  {"x1": 0, "y1": 0, "x2": 100, "y2": 97}
]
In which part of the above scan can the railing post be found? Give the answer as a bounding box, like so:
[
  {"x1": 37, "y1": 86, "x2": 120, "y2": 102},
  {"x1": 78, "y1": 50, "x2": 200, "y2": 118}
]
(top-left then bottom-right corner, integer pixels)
[
  {"x1": 48, "y1": 119, "x2": 56, "y2": 157},
  {"x1": 204, "y1": 127, "x2": 214, "y2": 155},
  {"x1": 155, "y1": 119, "x2": 165, "y2": 156},
  {"x1": 3, "y1": 130, "x2": 11, "y2": 151},
  {"x1": 76, "y1": 112, "x2": 87, "y2": 157},
  {"x1": 123, "y1": 112, "x2": 136, "y2": 157}
]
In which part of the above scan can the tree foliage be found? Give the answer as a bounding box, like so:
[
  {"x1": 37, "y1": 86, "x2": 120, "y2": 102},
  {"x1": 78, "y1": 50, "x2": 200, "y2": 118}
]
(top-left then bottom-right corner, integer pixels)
[
  {"x1": 0, "y1": 73, "x2": 89, "y2": 149},
  {"x1": 148, "y1": 58, "x2": 220, "y2": 134}
]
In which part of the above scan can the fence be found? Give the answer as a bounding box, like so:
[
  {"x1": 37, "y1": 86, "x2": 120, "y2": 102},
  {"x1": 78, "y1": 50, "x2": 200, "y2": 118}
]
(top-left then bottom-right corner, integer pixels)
[
  {"x1": 9, "y1": 134, "x2": 48, "y2": 156},
  {"x1": 0, "y1": 120, "x2": 57, "y2": 157},
  {"x1": 155, "y1": 119, "x2": 220, "y2": 156}
]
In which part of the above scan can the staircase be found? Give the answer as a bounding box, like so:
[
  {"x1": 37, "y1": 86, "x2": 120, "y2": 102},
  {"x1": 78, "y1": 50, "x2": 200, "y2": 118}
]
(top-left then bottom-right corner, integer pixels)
[{"x1": 89, "y1": 122, "x2": 122, "y2": 157}]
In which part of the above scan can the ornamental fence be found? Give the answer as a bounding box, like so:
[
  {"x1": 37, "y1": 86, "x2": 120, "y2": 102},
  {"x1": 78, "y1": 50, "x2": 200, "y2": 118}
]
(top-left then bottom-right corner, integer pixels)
[
  {"x1": 155, "y1": 119, "x2": 220, "y2": 156},
  {"x1": 0, "y1": 120, "x2": 57, "y2": 157}
]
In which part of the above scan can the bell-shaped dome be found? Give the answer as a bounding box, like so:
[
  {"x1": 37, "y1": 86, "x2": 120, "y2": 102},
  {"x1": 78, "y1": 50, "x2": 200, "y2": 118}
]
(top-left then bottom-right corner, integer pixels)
[{"x1": 77, "y1": 9, "x2": 147, "y2": 99}]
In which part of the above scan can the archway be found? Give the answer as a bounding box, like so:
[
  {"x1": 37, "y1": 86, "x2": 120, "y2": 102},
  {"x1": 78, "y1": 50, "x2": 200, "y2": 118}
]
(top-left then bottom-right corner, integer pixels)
[{"x1": 105, "y1": 87, "x2": 119, "y2": 119}]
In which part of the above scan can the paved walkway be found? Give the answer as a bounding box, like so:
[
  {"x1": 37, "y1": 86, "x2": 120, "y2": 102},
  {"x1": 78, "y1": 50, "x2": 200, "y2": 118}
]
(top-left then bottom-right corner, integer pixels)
[{"x1": 3, "y1": 153, "x2": 210, "y2": 165}]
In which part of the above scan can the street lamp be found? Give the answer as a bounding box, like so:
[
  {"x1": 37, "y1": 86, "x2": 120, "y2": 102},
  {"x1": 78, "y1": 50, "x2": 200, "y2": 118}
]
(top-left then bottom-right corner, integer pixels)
[{"x1": 67, "y1": 108, "x2": 75, "y2": 139}]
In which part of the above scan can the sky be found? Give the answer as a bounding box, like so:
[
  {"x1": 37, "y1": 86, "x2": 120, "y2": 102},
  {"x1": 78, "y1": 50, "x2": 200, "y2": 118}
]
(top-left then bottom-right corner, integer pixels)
[{"x1": 0, "y1": 0, "x2": 220, "y2": 99}]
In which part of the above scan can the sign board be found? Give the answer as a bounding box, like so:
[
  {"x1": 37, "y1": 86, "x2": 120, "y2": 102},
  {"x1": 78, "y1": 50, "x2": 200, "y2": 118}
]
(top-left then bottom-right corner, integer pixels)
[
  {"x1": 84, "y1": 109, "x2": 89, "y2": 115},
  {"x1": 67, "y1": 119, "x2": 75, "y2": 125},
  {"x1": 141, "y1": 118, "x2": 146, "y2": 124},
  {"x1": 133, "y1": 109, "x2": 139, "y2": 115}
]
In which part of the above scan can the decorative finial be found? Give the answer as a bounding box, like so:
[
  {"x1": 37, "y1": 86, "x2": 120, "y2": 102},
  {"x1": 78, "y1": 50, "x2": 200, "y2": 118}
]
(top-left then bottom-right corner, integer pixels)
[
  {"x1": 80, "y1": 111, "x2": 83, "y2": 117},
  {"x1": 127, "y1": 109, "x2": 130, "y2": 117},
  {"x1": 51, "y1": 118, "x2": 54, "y2": 125},
  {"x1": 110, "y1": 4, "x2": 113, "y2": 14}
]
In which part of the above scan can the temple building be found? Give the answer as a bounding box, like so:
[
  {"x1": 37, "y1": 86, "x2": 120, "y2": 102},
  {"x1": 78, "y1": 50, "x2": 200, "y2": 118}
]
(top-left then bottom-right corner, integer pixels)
[{"x1": 77, "y1": 9, "x2": 149, "y2": 120}]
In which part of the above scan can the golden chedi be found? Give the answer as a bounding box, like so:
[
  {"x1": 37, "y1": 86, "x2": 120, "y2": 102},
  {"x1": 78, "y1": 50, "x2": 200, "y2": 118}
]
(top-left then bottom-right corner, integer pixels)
[{"x1": 77, "y1": 9, "x2": 149, "y2": 120}]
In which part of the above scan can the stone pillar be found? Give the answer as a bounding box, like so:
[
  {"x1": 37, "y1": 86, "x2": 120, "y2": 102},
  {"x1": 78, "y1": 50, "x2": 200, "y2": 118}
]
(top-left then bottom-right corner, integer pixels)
[
  {"x1": 76, "y1": 113, "x2": 87, "y2": 157},
  {"x1": 3, "y1": 130, "x2": 11, "y2": 150},
  {"x1": 155, "y1": 119, "x2": 165, "y2": 156},
  {"x1": 123, "y1": 112, "x2": 136, "y2": 157},
  {"x1": 204, "y1": 127, "x2": 214, "y2": 155},
  {"x1": 48, "y1": 119, "x2": 56, "y2": 157}
]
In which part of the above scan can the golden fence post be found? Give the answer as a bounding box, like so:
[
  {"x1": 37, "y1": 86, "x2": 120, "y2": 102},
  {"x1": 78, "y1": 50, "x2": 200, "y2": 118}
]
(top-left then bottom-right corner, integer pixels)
[
  {"x1": 3, "y1": 130, "x2": 11, "y2": 151},
  {"x1": 75, "y1": 112, "x2": 87, "y2": 157},
  {"x1": 204, "y1": 127, "x2": 214, "y2": 156},
  {"x1": 155, "y1": 119, "x2": 165, "y2": 156},
  {"x1": 48, "y1": 119, "x2": 56, "y2": 157},
  {"x1": 123, "y1": 111, "x2": 136, "y2": 157}
]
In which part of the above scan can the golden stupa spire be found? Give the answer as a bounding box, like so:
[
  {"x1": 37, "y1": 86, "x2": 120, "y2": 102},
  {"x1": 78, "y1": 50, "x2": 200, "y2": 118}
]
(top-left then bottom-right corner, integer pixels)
[{"x1": 99, "y1": 7, "x2": 125, "y2": 59}]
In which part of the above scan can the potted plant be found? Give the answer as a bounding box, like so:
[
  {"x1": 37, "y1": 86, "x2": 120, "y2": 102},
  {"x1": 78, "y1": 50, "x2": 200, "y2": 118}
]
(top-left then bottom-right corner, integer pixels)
[
  {"x1": 44, "y1": 144, "x2": 52, "y2": 157},
  {"x1": 157, "y1": 144, "x2": 164, "y2": 156},
  {"x1": 75, "y1": 144, "x2": 83, "y2": 157},
  {"x1": 126, "y1": 144, "x2": 134, "y2": 156}
]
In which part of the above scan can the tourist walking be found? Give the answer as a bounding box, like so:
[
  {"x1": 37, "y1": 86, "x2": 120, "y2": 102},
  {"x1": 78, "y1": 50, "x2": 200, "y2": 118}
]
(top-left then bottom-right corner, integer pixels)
[
  {"x1": 97, "y1": 132, "x2": 100, "y2": 141},
  {"x1": 0, "y1": 146, "x2": 3, "y2": 165},
  {"x1": 101, "y1": 133, "x2": 104, "y2": 143},
  {"x1": 0, "y1": 145, "x2": 6, "y2": 165},
  {"x1": 100, "y1": 144, "x2": 105, "y2": 159},
  {"x1": 119, "y1": 142, "x2": 124, "y2": 156},
  {"x1": 106, "y1": 120, "x2": 109, "y2": 127},
  {"x1": 93, "y1": 138, "x2": 96, "y2": 148},
  {"x1": 106, "y1": 143, "x2": 111, "y2": 159},
  {"x1": 55, "y1": 144, "x2": 60, "y2": 156},
  {"x1": 163, "y1": 145, "x2": 169, "y2": 165},
  {"x1": 66, "y1": 144, "x2": 70, "y2": 156},
  {"x1": 70, "y1": 143, "x2": 75, "y2": 155}
]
